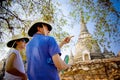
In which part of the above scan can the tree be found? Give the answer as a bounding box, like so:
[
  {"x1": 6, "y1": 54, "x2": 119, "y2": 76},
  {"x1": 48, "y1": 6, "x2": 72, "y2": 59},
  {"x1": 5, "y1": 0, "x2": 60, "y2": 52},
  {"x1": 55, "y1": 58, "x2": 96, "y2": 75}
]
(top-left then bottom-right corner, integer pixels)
[
  {"x1": 0, "y1": 0, "x2": 69, "y2": 60},
  {"x1": 69, "y1": 0, "x2": 120, "y2": 52}
]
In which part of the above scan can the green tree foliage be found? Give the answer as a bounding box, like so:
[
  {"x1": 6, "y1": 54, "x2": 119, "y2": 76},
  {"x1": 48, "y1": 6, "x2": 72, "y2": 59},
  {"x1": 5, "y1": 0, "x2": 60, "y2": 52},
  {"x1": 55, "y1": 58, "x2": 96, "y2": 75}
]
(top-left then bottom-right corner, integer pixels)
[
  {"x1": 0, "y1": 0, "x2": 69, "y2": 59},
  {"x1": 0, "y1": 0, "x2": 69, "y2": 43},
  {"x1": 69, "y1": 0, "x2": 120, "y2": 50}
]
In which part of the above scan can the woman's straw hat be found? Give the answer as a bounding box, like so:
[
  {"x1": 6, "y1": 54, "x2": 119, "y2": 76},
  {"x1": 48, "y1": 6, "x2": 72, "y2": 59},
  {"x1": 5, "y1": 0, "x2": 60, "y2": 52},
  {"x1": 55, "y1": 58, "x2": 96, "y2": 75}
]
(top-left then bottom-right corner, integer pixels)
[{"x1": 7, "y1": 34, "x2": 29, "y2": 48}]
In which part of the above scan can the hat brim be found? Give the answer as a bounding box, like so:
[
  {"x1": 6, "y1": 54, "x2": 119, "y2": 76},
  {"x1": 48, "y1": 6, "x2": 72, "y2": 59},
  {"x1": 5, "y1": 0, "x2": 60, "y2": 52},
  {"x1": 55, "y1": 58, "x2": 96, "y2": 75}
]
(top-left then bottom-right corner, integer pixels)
[
  {"x1": 7, "y1": 38, "x2": 29, "y2": 48},
  {"x1": 28, "y1": 22, "x2": 52, "y2": 37}
]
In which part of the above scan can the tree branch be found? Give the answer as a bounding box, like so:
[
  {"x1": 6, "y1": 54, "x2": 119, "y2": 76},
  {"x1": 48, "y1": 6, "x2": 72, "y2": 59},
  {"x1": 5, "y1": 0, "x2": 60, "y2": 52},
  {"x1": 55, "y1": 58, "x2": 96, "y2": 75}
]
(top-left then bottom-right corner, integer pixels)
[
  {"x1": 0, "y1": 6, "x2": 24, "y2": 22},
  {"x1": 0, "y1": 17, "x2": 14, "y2": 35},
  {"x1": 0, "y1": 17, "x2": 11, "y2": 29}
]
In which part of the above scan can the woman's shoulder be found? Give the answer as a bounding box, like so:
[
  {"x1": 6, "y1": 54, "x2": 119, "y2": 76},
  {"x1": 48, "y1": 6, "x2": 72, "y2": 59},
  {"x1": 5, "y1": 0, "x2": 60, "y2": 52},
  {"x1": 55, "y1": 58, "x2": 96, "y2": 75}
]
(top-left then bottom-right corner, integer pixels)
[{"x1": 8, "y1": 48, "x2": 19, "y2": 55}]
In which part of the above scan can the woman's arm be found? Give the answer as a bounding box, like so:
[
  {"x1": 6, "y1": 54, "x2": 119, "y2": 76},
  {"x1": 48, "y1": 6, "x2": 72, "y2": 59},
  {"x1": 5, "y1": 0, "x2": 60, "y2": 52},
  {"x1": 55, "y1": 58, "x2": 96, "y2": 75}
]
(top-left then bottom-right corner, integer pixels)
[{"x1": 5, "y1": 53, "x2": 27, "y2": 80}]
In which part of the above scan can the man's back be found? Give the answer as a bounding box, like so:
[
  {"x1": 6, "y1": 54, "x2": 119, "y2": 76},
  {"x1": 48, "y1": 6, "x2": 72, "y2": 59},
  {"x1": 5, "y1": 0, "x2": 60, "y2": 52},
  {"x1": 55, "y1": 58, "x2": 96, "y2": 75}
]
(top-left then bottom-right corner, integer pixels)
[{"x1": 26, "y1": 34, "x2": 61, "y2": 80}]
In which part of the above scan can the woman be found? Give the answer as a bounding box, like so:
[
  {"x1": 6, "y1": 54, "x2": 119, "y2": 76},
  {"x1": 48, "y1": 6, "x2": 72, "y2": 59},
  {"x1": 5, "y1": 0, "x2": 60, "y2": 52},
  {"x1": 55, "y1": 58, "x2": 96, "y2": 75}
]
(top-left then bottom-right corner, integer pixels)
[{"x1": 4, "y1": 35, "x2": 29, "y2": 80}]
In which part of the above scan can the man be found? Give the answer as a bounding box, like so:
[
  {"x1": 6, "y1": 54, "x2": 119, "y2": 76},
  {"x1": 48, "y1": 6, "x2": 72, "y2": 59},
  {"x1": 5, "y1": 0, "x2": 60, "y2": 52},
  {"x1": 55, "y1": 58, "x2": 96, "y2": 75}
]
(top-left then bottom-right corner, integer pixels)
[
  {"x1": 26, "y1": 22, "x2": 72, "y2": 80},
  {"x1": 5, "y1": 35, "x2": 29, "y2": 80}
]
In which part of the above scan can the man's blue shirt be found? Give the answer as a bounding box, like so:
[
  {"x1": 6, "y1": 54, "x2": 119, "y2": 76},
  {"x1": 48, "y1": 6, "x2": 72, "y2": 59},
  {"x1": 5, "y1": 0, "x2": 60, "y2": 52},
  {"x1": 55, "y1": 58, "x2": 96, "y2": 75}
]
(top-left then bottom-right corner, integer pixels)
[{"x1": 26, "y1": 34, "x2": 61, "y2": 80}]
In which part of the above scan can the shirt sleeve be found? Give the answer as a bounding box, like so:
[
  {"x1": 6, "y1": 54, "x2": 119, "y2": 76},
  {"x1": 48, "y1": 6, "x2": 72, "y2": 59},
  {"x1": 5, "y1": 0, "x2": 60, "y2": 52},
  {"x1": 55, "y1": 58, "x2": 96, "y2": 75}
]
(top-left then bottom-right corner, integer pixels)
[{"x1": 48, "y1": 37, "x2": 61, "y2": 57}]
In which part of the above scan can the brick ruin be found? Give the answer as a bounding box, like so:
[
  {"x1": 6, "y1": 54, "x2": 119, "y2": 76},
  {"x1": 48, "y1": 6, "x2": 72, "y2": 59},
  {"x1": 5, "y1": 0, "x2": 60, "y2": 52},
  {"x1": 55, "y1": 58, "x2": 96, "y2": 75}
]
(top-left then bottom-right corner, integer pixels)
[{"x1": 60, "y1": 57, "x2": 120, "y2": 80}]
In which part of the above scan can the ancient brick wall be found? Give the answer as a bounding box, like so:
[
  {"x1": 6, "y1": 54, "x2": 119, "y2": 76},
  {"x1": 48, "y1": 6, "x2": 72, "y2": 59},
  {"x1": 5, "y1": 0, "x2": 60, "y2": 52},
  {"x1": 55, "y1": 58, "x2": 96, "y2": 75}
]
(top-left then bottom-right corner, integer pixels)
[{"x1": 60, "y1": 57, "x2": 120, "y2": 80}]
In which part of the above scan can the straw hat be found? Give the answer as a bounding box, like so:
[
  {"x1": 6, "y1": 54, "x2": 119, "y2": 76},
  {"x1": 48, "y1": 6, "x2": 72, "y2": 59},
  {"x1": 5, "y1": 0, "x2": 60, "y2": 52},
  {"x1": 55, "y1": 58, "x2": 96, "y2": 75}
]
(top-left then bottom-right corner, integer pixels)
[
  {"x1": 7, "y1": 35, "x2": 29, "y2": 48},
  {"x1": 28, "y1": 22, "x2": 52, "y2": 37}
]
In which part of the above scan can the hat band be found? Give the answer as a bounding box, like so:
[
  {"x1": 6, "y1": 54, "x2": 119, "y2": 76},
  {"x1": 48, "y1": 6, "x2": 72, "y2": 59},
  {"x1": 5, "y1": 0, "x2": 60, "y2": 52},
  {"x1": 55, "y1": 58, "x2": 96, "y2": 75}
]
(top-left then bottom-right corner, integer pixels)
[{"x1": 11, "y1": 41, "x2": 16, "y2": 48}]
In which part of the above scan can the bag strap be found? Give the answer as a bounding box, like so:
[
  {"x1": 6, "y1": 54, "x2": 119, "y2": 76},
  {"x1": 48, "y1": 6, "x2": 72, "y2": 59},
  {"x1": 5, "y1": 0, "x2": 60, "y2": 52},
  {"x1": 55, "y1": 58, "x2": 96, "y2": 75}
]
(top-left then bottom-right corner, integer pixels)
[{"x1": 2, "y1": 59, "x2": 6, "y2": 76}]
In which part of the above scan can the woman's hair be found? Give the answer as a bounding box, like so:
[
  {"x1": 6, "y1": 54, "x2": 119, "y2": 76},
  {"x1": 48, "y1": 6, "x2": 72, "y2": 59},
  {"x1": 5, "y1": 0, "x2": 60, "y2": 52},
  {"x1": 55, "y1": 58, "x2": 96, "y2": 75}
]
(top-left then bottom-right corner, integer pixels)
[
  {"x1": 13, "y1": 39, "x2": 23, "y2": 48},
  {"x1": 13, "y1": 43, "x2": 17, "y2": 48}
]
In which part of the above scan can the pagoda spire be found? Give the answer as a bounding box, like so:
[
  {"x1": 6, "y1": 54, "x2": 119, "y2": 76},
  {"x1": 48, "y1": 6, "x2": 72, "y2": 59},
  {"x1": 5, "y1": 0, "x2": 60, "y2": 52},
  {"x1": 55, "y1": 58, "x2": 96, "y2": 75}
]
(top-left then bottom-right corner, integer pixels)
[{"x1": 80, "y1": 11, "x2": 89, "y2": 33}]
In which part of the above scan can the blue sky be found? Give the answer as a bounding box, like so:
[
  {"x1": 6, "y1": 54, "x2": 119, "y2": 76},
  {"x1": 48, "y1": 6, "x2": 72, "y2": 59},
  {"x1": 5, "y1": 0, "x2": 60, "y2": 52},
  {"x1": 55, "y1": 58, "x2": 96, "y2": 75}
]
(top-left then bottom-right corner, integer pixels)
[
  {"x1": 56, "y1": 0, "x2": 96, "y2": 58},
  {"x1": 0, "y1": 0, "x2": 120, "y2": 60},
  {"x1": 56, "y1": 0, "x2": 120, "y2": 58}
]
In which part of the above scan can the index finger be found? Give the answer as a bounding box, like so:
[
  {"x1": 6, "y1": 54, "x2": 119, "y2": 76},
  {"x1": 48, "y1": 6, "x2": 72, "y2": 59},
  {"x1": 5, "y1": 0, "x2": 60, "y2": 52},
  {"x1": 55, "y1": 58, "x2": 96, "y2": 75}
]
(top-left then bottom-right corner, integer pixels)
[{"x1": 69, "y1": 36, "x2": 74, "y2": 38}]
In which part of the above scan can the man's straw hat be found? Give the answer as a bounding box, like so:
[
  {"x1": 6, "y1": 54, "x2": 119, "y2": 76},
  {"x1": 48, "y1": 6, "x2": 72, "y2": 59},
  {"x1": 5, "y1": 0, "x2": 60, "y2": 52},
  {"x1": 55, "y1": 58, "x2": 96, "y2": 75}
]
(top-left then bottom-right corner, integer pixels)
[{"x1": 28, "y1": 22, "x2": 52, "y2": 37}]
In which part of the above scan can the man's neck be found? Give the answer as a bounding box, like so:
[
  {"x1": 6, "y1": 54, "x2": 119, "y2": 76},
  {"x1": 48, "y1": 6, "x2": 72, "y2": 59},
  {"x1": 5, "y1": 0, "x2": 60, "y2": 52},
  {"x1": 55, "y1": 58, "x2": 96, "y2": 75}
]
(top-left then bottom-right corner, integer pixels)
[{"x1": 36, "y1": 32, "x2": 44, "y2": 35}]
